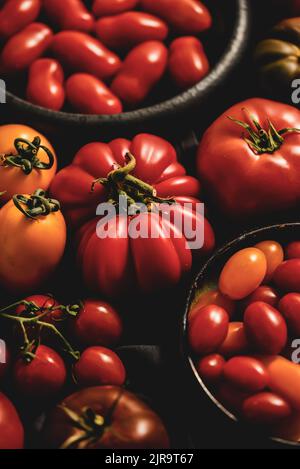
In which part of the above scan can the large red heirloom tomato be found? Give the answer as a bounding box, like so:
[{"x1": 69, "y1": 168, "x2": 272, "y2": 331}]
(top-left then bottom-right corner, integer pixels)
[
  {"x1": 43, "y1": 386, "x2": 170, "y2": 449},
  {"x1": 51, "y1": 134, "x2": 215, "y2": 297},
  {"x1": 197, "y1": 99, "x2": 300, "y2": 218}
]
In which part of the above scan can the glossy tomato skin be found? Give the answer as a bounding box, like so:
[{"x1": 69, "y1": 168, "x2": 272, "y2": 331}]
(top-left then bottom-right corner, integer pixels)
[
  {"x1": 66, "y1": 73, "x2": 122, "y2": 115},
  {"x1": 218, "y1": 322, "x2": 248, "y2": 357},
  {"x1": 26, "y1": 58, "x2": 65, "y2": 111},
  {"x1": 111, "y1": 41, "x2": 168, "y2": 106},
  {"x1": 0, "y1": 23, "x2": 53, "y2": 73},
  {"x1": 244, "y1": 302, "x2": 287, "y2": 354},
  {"x1": 197, "y1": 99, "x2": 300, "y2": 217},
  {"x1": 43, "y1": 0, "x2": 94, "y2": 32},
  {"x1": 197, "y1": 354, "x2": 225, "y2": 383},
  {"x1": 93, "y1": 0, "x2": 139, "y2": 17},
  {"x1": 0, "y1": 124, "x2": 57, "y2": 202},
  {"x1": 70, "y1": 300, "x2": 122, "y2": 347},
  {"x1": 242, "y1": 392, "x2": 291, "y2": 424},
  {"x1": 141, "y1": 0, "x2": 212, "y2": 33},
  {"x1": 51, "y1": 31, "x2": 121, "y2": 80},
  {"x1": 169, "y1": 37, "x2": 209, "y2": 89},
  {"x1": 189, "y1": 305, "x2": 229, "y2": 355},
  {"x1": 243, "y1": 286, "x2": 279, "y2": 309},
  {"x1": 13, "y1": 345, "x2": 66, "y2": 398},
  {"x1": 44, "y1": 386, "x2": 170, "y2": 449},
  {"x1": 74, "y1": 347, "x2": 126, "y2": 387},
  {"x1": 255, "y1": 240, "x2": 284, "y2": 282},
  {"x1": 189, "y1": 288, "x2": 235, "y2": 322},
  {"x1": 279, "y1": 293, "x2": 300, "y2": 336},
  {"x1": 285, "y1": 241, "x2": 300, "y2": 259},
  {"x1": 50, "y1": 134, "x2": 213, "y2": 297},
  {"x1": 0, "y1": 392, "x2": 24, "y2": 449},
  {"x1": 219, "y1": 248, "x2": 267, "y2": 300},
  {"x1": 0, "y1": 0, "x2": 41, "y2": 38},
  {"x1": 223, "y1": 357, "x2": 268, "y2": 393},
  {"x1": 273, "y1": 259, "x2": 300, "y2": 292},
  {"x1": 0, "y1": 197, "x2": 66, "y2": 293},
  {"x1": 95, "y1": 12, "x2": 168, "y2": 50}
]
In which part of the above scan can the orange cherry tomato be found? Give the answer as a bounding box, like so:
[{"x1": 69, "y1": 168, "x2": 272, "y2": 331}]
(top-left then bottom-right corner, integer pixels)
[
  {"x1": 219, "y1": 248, "x2": 267, "y2": 300},
  {"x1": 0, "y1": 189, "x2": 66, "y2": 293},
  {"x1": 255, "y1": 240, "x2": 284, "y2": 282},
  {"x1": 218, "y1": 322, "x2": 249, "y2": 357},
  {"x1": 0, "y1": 124, "x2": 57, "y2": 203},
  {"x1": 189, "y1": 287, "x2": 235, "y2": 322}
]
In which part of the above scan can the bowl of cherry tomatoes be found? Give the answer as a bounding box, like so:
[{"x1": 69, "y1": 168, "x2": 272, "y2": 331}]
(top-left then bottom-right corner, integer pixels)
[
  {"x1": 183, "y1": 223, "x2": 300, "y2": 447},
  {"x1": 2, "y1": 0, "x2": 250, "y2": 132}
]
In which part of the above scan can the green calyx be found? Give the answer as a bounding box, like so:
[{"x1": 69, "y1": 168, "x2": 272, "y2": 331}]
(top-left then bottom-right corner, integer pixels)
[
  {"x1": 0, "y1": 136, "x2": 55, "y2": 175},
  {"x1": 13, "y1": 188, "x2": 61, "y2": 219},
  {"x1": 228, "y1": 112, "x2": 300, "y2": 154},
  {"x1": 92, "y1": 152, "x2": 175, "y2": 211}
]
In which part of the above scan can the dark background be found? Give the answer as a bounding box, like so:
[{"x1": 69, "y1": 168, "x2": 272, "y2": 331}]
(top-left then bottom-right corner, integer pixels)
[{"x1": 0, "y1": 0, "x2": 298, "y2": 451}]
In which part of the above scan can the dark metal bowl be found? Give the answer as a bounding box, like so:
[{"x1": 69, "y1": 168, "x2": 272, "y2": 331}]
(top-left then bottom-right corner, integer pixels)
[
  {"x1": 5, "y1": 0, "x2": 250, "y2": 135},
  {"x1": 182, "y1": 222, "x2": 300, "y2": 448}
]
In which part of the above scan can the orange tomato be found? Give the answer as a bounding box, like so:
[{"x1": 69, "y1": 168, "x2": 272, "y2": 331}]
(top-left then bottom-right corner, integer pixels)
[
  {"x1": 0, "y1": 124, "x2": 57, "y2": 202},
  {"x1": 255, "y1": 240, "x2": 284, "y2": 282},
  {"x1": 219, "y1": 248, "x2": 267, "y2": 300},
  {"x1": 0, "y1": 189, "x2": 66, "y2": 293},
  {"x1": 218, "y1": 322, "x2": 249, "y2": 357}
]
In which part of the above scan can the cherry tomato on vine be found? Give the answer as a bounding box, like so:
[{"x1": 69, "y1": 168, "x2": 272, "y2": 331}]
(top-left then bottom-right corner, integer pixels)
[
  {"x1": 0, "y1": 392, "x2": 24, "y2": 449},
  {"x1": 43, "y1": 0, "x2": 95, "y2": 32},
  {"x1": 74, "y1": 347, "x2": 126, "y2": 387},
  {"x1": 95, "y1": 12, "x2": 169, "y2": 50},
  {"x1": 0, "y1": 23, "x2": 53, "y2": 73},
  {"x1": 169, "y1": 37, "x2": 209, "y2": 89},
  {"x1": 0, "y1": 0, "x2": 41, "y2": 38},
  {"x1": 13, "y1": 345, "x2": 66, "y2": 398},
  {"x1": 92, "y1": 0, "x2": 139, "y2": 17},
  {"x1": 66, "y1": 74, "x2": 122, "y2": 115},
  {"x1": 255, "y1": 240, "x2": 284, "y2": 282},
  {"x1": 70, "y1": 299, "x2": 123, "y2": 347},
  {"x1": 15, "y1": 294, "x2": 62, "y2": 323},
  {"x1": 0, "y1": 124, "x2": 57, "y2": 202},
  {"x1": 26, "y1": 58, "x2": 65, "y2": 111},
  {"x1": 219, "y1": 248, "x2": 267, "y2": 300}
]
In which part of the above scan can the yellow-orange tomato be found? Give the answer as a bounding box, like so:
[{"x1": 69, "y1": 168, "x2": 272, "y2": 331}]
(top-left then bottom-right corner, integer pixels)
[
  {"x1": 219, "y1": 248, "x2": 267, "y2": 300},
  {"x1": 255, "y1": 240, "x2": 284, "y2": 282},
  {"x1": 0, "y1": 124, "x2": 57, "y2": 202},
  {"x1": 0, "y1": 192, "x2": 66, "y2": 293}
]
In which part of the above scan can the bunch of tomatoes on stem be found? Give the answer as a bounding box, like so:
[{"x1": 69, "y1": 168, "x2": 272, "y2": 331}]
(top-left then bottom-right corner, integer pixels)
[
  {"x1": 0, "y1": 0, "x2": 212, "y2": 114},
  {"x1": 188, "y1": 239, "x2": 300, "y2": 442}
]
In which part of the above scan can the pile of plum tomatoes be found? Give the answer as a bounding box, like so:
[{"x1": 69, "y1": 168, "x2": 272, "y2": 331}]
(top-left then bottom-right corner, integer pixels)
[
  {"x1": 0, "y1": 0, "x2": 212, "y2": 114},
  {"x1": 188, "y1": 239, "x2": 300, "y2": 442}
]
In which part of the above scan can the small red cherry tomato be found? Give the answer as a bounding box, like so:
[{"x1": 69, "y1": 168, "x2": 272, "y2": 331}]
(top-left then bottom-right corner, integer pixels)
[
  {"x1": 219, "y1": 248, "x2": 267, "y2": 300},
  {"x1": 0, "y1": 392, "x2": 24, "y2": 449},
  {"x1": 69, "y1": 299, "x2": 123, "y2": 347},
  {"x1": 95, "y1": 12, "x2": 168, "y2": 50},
  {"x1": 285, "y1": 241, "x2": 300, "y2": 259},
  {"x1": 189, "y1": 305, "x2": 229, "y2": 355},
  {"x1": 43, "y1": 0, "x2": 95, "y2": 32},
  {"x1": 66, "y1": 73, "x2": 122, "y2": 115},
  {"x1": 243, "y1": 285, "x2": 279, "y2": 309},
  {"x1": 168, "y1": 37, "x2": 209, "y2": 89},
  {"x1": 242, "y1": 392, "x2": 291, "y2": 425},
  {"x1": 223, "y1": 356, "x2": 268, "y2": 393},
  {"x1": 196, "y1": 354, "x2": 225, "y2": 383},
  {"x1": 92, "y1": 0, "x2": 139, "y2": 17},
  {"x1": 279, "y1": 293, "x2": 300, "y2": 336},
  {"x1": 255, "y1": 240, "x2": 284, "y2": 282},
  {"x1": 51, "y1": 31, "x2": 121, "y2": 80},
  {"x1": 74, "y1": 346, "x2": 126, "y2": 387},
  {"x1": 140, "y1": 0, "x2": 212, "y2": 34},
  {"x1": 111, "y1": 41, "x2": 168, "y2": 106},
  {"x1": 15, "y1": 294, "x2": 62, "y2": 323},
  {"x1": 0, "y1": 0, "x2": 41, "y2": 38},
  {"x1": 244, "y1": 302, "x2": 287, "y2": 354},
  {"x1": 0, "y1": 23, "x2": 53, "y2": 73},
  {"x1": 218, "y1": 322, "x2": 249, "y2": 357},
  {"x1": 26, "y1": 58, "x2": 65, "y2": 111},
  {"x1": 189, "y1": 288, "x2": 235, "y2": 322},
  {"x1": 273, "y1": 259, "x2": 300, "y2": 292},
  {"x1": 217, "y1": 382, "x2": 252, "y2": 413},
  {"x1": 13, "y1": 345, "x2": 67, "y2": 398}
]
